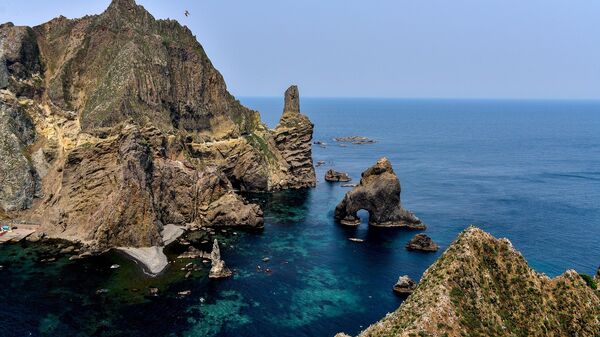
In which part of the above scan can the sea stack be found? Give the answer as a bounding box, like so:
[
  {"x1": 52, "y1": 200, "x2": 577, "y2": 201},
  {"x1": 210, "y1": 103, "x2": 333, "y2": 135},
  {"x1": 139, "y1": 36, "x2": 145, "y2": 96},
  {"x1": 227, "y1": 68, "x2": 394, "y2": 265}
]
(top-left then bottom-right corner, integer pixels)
[
  {"x1": 406, "y1": 233, "x2": 439, "y2": 252},
  {"x1": 209, "y1": 239, "x2": 232, "y2": 279},
  {"x1": 334, "y1": 157, "x2": 425, "y2": 228},
  {"x1": 272, "y1": 85, "x2": 316, "y2": 188}
]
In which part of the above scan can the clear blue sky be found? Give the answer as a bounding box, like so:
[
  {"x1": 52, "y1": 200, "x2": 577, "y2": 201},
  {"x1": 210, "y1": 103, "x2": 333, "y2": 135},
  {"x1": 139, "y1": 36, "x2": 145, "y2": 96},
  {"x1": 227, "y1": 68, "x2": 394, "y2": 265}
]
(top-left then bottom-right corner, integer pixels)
[{"x1": 1, "y1": 0, "x2": 599, "y2": 99}]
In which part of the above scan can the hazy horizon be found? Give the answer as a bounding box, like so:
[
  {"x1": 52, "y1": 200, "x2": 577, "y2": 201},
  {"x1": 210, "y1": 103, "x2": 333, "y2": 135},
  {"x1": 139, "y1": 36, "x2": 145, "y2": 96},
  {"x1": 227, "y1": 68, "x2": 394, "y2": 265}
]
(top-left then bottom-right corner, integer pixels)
[{"x1": 1, "y1": 0, "x2": 599, "y2": 100}]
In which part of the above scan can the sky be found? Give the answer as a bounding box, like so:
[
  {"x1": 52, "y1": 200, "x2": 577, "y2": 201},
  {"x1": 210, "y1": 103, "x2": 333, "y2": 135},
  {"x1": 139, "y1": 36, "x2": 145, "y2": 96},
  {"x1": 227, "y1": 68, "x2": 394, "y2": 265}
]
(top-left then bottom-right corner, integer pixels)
[{"x1": 1, "y1": 1, "x2": 599, "y2": 99}]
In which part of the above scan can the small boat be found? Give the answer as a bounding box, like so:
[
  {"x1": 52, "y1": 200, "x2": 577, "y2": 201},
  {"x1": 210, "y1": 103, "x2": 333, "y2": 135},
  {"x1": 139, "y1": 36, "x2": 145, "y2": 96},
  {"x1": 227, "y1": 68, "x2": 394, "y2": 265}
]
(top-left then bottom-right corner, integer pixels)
[
  {"x1": 110, "y1": 264, "x2": 120, "y2": 269},
  {"x1": 348, "y1": 238, "x2": 364, "y2": 243}
]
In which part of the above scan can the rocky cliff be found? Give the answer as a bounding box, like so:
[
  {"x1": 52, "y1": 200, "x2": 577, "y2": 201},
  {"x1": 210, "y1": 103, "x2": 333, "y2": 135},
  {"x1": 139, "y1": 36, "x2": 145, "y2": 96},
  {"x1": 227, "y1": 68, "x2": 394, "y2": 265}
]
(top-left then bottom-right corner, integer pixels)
[
  {"x1": 350, "y1": 227, "x2": 600, "y2": 337},
  {"x1": 0, "y1": 0, "x2": 315, "y2": 249}
]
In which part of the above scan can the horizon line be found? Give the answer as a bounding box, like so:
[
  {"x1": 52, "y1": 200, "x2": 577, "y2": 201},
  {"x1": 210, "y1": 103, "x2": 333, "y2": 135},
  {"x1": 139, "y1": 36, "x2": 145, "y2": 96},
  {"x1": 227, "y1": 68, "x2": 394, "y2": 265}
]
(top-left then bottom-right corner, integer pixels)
[{"x1": 237, "y1": 96, "x2": 600, "y2": 102}]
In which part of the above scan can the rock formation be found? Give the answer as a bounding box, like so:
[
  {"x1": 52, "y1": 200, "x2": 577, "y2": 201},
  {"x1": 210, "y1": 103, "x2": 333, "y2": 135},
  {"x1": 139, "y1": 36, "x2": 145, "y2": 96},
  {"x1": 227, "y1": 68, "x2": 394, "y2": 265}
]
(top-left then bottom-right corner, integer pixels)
[
  {"x1": 349, "y1": 227, "x2": 600, "y2": 337},
  {"x1": 209, "y1": 239, "x2": 232, "y2": 279},
  {"x1": 393, "y1": 275, "x2": 417, "y2": 295},
  {"x1": 272, "y1": 85, "x2": 316, "y2": 189},
  {"x1": 0, "y1": 0, "x2": 315, "y2": 250},
  {"x1": 406, "y1": 233, "x2": 439, "y2": 252},
  {"x1": 334, "y1": 158, "x2": 425, "y2": 228},
  {"x1": 325, "y1": 169, "x2": 351, "y2": 182}
]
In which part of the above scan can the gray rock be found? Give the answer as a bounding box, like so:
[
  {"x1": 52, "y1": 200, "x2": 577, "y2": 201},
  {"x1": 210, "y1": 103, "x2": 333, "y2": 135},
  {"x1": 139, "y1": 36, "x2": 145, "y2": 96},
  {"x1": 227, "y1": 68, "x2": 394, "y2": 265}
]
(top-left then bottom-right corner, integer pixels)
[
  {"x1": 0, "y1": 99, "x2": 39, "y2": 213},
  {"x1": 334, "y1": 157, "x2": 425, "y2": 229},
  {"x1": 393, "y1": 275, "x2": 417, "y2": 294}
]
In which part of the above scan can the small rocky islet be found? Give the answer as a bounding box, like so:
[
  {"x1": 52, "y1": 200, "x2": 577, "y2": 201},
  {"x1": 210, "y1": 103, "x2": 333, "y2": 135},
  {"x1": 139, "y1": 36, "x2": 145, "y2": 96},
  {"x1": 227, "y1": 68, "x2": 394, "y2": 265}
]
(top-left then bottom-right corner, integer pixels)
[{"x1": 0, "y1": 1, "x2": 598, "y2": 336}]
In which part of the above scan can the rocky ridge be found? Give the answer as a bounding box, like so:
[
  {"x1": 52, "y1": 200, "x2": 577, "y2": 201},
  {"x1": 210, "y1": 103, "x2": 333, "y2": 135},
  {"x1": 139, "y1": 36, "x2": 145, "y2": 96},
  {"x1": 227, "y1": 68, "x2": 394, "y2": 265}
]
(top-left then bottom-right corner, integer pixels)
[
  {"x1": 350, "y1": 227, "x2": 600, "y2": 337},
  {"x1": 0, "y1": 0, "x2": 315, "y2": 251},
  {"x1": 334, "y1": 157, "x2": 425, "y2": 228}
]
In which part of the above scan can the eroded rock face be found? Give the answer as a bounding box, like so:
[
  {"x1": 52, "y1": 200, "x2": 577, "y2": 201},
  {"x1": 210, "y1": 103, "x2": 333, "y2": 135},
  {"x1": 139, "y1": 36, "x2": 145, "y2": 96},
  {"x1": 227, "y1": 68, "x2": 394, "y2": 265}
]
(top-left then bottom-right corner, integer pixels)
[
  {"x1": 0, "y1": 93, "x2": 39, "y2": 212},
  {"x1": 0, "y1": 0, "x2": 314, "y2": 249},
  {"x1": 27, "y1": 124, "x2": 262, "y2": 248},
  {"x1": 272, "y1": 85, "x2": 316, "y2": 189},
  {"x1": 406, "y1": 233, "x2": 439, "y2": 252},
  {"x1": 355, "y1": 227, "x2": 600, "y2": 337},
  {"x1": 334, "y1": 158, "x2": 425, "y2": 229},
  {"x1": 209, "y1": 239, "x2": 232, "y2": 279}
]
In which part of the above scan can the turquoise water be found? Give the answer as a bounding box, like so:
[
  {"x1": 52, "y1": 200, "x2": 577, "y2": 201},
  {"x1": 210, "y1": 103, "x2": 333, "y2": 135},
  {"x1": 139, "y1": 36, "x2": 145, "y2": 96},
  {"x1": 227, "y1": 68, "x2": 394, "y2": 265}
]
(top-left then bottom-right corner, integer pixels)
[{"x1": 1, "y1": 98, "x2": 599, "y2": 336}]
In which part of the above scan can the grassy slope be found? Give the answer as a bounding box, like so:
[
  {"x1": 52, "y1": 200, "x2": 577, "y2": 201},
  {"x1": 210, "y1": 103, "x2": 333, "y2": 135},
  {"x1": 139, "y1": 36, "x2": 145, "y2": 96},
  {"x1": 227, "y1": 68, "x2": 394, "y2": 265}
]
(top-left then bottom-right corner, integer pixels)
[{"x1": 357, "y1": 227, "x2": 600, "y2": 337}]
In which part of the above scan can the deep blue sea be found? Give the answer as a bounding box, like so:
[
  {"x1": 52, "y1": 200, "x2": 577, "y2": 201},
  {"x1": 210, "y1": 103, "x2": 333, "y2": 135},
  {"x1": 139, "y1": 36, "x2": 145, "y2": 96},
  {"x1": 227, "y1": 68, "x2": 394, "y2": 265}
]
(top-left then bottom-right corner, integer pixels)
[{"x1": 1, "y1": 98, "x2": 599, "y2": 336}]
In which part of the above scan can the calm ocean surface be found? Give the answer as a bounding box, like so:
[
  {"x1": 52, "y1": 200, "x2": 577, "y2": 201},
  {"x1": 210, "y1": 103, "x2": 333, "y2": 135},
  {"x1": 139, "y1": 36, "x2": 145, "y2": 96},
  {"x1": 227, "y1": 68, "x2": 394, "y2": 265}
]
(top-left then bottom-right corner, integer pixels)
[{"x1": 1, "y1": 98, "x2": 599, "y2": 336}]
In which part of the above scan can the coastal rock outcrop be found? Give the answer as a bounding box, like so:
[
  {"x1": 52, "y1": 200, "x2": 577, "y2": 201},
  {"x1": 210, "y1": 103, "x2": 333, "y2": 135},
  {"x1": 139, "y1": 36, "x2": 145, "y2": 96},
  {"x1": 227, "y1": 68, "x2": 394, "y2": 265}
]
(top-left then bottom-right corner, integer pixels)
[
  {"x1": 0, "y1": 0, "x2": 313, "y2": 252},
  {"x1": 334, "y1": 158, "x2": 425, "y2": 228},
  {"x1": 351, "y1": 227, "x2": 600, "y2": 337},
  {"x1": 272, "y1": 85, "x2": 316, "y2": 189},
  {"x1": 392, "y1": 275, "x2": 417, "y2": 295},
  {"x1": 209, "y1": 239, "x2": 232, "y2": 279},
  {"x1": 406, "y1": 233, "x2": 439, "y2": 252},
  {"x1": 325, "y1": 169, "x2": 351, "y2": 182}
]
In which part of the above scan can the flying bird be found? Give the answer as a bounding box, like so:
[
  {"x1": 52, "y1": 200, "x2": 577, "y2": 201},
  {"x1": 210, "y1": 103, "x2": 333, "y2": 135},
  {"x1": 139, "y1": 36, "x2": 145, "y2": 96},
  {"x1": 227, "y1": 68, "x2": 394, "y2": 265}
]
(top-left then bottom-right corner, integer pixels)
[{"x1": 184, "y1": 10, "x2": 190, "y2": 17}]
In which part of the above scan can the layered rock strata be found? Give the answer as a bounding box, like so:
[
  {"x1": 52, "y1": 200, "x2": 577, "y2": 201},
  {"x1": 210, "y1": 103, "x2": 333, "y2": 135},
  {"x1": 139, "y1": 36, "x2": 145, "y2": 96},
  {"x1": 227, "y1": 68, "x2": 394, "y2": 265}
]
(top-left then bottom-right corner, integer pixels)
[
  {"x1": 272, "y1": 85, "x2": 316, "y2": 189},
  {"x1": 0, "y1": 0, "x2": 315, "y2": 251},
  {"x1": 334, "y1": 158, "x2": 425, "y2": 228}
]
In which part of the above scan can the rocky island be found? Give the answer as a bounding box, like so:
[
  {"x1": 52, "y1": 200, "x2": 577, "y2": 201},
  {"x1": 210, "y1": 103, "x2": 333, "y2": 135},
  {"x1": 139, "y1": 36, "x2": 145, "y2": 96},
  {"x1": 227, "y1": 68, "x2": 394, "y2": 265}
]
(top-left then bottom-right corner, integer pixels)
[
  {"x1": 343, "y1": 227, "x2": 600, "y2": 337},
  {"x1": 0, "y1": 0, "x2": 315, "y2": 273},
  {"x1": 334, "y1": 158, "x2": 425, "y2": 228}
]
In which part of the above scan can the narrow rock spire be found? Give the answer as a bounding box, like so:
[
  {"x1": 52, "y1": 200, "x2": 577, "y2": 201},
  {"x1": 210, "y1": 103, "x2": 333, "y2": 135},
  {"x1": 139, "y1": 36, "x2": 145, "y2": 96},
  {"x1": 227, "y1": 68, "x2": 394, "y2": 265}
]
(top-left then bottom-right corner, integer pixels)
[{"x1": 283, "y1": 85, "x2": 300, "y2": 113}]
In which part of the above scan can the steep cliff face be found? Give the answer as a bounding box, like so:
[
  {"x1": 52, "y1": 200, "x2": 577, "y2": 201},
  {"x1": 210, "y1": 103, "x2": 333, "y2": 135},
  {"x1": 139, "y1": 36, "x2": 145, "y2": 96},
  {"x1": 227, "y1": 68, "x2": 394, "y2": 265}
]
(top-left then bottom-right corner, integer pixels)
[
  {"x1": 0, "y1": 0, "x2": 314, "y2": 248},
  {"x1": 35, "y1": 0, "x2": 256, "y2": 137},
  {"x1": 352, "y1": 228, "x2": 600, "y2": 337}
]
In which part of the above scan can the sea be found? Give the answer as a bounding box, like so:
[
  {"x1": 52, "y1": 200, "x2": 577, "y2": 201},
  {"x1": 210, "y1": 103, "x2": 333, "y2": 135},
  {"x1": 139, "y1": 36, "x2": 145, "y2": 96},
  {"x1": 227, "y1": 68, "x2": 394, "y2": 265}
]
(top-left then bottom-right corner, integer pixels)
[{"x1": 1, "y1": 98, "x2": 599, "y2": 337}]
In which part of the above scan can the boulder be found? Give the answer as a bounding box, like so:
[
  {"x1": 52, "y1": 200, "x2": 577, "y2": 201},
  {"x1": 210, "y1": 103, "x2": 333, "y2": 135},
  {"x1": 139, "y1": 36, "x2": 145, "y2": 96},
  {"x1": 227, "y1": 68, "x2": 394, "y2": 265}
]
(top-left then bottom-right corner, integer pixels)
[
  {"x1": 334, "y1": 158, "x2": 425, "y2": 229},
  {"x1": 393, "y1": 275, "x2": 417, "y2": 295},
  {"x1": 406, "y1": 233, "x2": 439, "y2": 252},
  {"x1": 325, "y1": 169, "x2": 351, "y2": 182}
]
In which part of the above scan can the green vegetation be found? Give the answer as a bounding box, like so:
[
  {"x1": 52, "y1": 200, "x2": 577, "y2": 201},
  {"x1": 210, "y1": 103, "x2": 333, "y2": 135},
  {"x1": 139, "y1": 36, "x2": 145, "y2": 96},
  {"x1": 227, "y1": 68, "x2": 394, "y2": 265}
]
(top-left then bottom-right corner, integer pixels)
[{"x1": 579, "y1": 273, "x2": 597, "y2": 290}]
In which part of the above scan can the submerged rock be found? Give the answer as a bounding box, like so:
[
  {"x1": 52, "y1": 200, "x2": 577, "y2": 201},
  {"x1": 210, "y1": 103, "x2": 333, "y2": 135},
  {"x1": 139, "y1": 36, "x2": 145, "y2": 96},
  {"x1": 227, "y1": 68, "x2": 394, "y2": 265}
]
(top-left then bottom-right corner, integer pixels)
[
  {"x1": 325, "y1": 169, "x2": 351, "y2": 182},
  {"x1": 334, "y1": 158, "x2": 425, "y2": 229},
  {"x1": 333, "y1": 136, "x2": 375, "y2": 144},
  {"x1": 393, "y1": 275, "x2": 417, "y2": 295},
  {"x1": 405, "y1": 233, "x2": 439, "y2": 252},
  {"x1": 209, "y1": 239, "x2": 232, "y2": 279}
]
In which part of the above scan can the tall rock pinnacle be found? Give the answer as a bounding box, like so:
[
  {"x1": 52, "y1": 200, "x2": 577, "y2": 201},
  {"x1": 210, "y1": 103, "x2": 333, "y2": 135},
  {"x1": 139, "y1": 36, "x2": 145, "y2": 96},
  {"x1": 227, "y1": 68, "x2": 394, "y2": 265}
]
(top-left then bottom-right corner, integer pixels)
[
  {"x1": 284, "y1": 85, "x2": 300, "y2": 113},
  {"x1": 273, "y1": 85, "x2": 316, "y2": 188}
]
